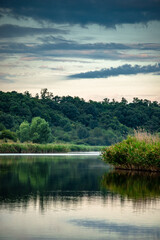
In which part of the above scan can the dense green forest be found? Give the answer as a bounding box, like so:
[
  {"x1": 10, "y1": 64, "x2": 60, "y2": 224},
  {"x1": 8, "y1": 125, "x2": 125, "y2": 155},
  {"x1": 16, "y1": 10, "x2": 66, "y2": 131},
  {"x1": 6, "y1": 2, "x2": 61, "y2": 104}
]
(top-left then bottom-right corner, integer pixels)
[{"x1": 0, "y1": 89, "x2": 160, "y2": 145}]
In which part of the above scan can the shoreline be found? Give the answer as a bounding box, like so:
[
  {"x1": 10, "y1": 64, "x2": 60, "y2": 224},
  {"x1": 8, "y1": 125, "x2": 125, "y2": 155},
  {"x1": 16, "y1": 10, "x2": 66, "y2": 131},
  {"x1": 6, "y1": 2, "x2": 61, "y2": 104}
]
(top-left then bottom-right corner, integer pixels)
[
  {"x1": 0, "y1": 142, "x2": 104, "y2": 154},
  {"x1": 0, "y1": 152, "x2": 100, "y2": 156},
  {"x1": 114, "y1": 166, "x2": 160, "y2": 172}
]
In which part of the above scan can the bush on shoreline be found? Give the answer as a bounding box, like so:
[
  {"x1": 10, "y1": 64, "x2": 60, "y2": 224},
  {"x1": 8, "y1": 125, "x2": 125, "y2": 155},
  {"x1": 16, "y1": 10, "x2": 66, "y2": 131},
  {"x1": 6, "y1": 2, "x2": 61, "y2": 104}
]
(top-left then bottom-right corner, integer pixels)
[{"x1": 102, "y1": 131, "x2": 160, "y2": 171}]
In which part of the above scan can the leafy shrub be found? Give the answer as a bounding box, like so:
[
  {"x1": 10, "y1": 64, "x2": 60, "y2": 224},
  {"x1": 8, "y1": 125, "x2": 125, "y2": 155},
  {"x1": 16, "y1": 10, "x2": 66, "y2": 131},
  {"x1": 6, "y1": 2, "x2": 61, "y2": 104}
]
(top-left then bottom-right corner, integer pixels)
[
  {"x1": 0, "y1": 129, "x2": 17, "y2": 142},
  {"x1": 102, "y1": 133, "x2": 160, "y2": 171}
]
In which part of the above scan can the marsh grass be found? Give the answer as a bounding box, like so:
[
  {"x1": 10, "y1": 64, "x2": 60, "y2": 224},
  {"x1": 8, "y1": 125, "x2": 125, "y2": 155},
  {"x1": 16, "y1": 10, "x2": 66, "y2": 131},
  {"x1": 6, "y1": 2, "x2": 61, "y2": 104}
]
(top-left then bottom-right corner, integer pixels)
[
  {"x1": 0, "y1": 142, "x2": 103, "y2": 153},
  {"x1": 134, "y1": 129, "x2": 160, "y2": 144},
  {"x1": 102, "y1": 131, "x2": 160, "y2": 171}
]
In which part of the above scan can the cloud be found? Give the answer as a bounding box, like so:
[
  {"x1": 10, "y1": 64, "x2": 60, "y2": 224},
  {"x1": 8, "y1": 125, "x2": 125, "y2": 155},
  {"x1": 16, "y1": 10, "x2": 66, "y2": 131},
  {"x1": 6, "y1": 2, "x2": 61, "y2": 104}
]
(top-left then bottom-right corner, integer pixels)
[
  {"x1": 0, "y1": 42, "x2": 29, "y2": 54},
  {"x1": 0, "y1": 40, "x2": 159, "y2": 54},
  {"x1": 0, "y1": 73, "x2": 15, "y2": 83},
  {"x1": 0, "y1": 38, "x2": 159, "y2": 63},
  {"x1": 0, "y1": 0, "x2": 160, "y2": 27},
  {"x1": 0, "y1": 46, "x2": 158, "y2": 62},
  {"x1": 69, "y1": 63, "x2": 160, "y2": 79},
  {"x1": 70, "y1": 219, "x2": 160, "y2": 235},
  {"x1": 39, "y1": 65, "x2": 64, "y2": 71},
  {"x1": 0, "y1": 24, "x2": 68, "y2": 38},
  {"x1": 36, "y1": 40, "x2": 131, "y2": 50},
  {"x1": 38, "y1": 36, "x2": 74, "y2": 44}
]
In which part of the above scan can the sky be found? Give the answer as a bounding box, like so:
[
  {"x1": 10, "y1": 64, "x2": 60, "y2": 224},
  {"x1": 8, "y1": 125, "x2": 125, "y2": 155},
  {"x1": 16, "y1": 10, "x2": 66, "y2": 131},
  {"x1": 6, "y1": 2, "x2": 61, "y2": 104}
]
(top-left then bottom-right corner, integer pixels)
[{"x1": 0, "y1": 0, "x2": 160, "y2": 102}]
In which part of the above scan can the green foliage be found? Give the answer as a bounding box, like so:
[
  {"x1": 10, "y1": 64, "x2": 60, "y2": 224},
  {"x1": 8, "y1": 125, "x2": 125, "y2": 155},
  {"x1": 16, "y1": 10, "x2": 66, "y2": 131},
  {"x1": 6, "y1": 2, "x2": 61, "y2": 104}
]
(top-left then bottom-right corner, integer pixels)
[
  {"x1": 18, "y1": 117, "x2": 52, "y2": 143},
  {"x1": 0, "y1": 90, "x2": 160, "y2": 146},
  {"x1": 0, "y1": 142, "x2": 103, "y2": 153},
  {"x1": 102, "y1": 135, "x2": 160, "y2": 171},
  {"x1": 0, "y1": 123, "x2": 5, "y2": 131},
  {"x1": 30, "y1": 117, "x2": 52, "y2": 143},
  {"x1": 19, "y1": 121, "x2": 30, "y2": 142},
  {"x1": 0, "y1": 112, "x2": 15, "y2": 129},
  {"x1": 77, "y1": 126, "x2": 89, "y2": 139},
  {"x1": 60, "y1": 103, "x2": 80, "y2": 120},
  {"x1": 0, "y1": 129, "x2": 17, "y2": 142}
]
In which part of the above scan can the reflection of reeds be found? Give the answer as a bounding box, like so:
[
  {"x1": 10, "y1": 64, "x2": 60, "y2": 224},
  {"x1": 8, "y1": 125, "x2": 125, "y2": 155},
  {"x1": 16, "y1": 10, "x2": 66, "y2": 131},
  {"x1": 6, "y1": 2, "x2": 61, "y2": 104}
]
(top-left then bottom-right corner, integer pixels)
[
  {"x1": 101, "y1": 170, "x2": 160, "y2": 200},
  {"x1": 134, "y1": 129, "x2": 160, "y2": 144},
  {"x1": 112, "y1": 169, "x2": 160, "y2": 177}
]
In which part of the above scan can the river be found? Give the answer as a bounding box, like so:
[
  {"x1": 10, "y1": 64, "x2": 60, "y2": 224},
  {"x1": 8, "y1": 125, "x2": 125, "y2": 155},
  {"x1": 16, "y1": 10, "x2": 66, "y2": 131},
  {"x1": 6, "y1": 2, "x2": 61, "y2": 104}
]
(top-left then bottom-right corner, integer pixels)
[{"x1": 0, "y1": 153, "x2": 160, "y2": 240}]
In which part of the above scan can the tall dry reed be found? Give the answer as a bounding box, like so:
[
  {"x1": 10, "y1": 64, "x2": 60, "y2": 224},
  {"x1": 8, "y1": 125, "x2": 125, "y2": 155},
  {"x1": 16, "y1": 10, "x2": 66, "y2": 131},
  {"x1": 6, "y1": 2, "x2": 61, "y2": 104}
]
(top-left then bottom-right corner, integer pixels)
[{"x1": 134, "y1": 129, "x2": 160, "y2": 144}]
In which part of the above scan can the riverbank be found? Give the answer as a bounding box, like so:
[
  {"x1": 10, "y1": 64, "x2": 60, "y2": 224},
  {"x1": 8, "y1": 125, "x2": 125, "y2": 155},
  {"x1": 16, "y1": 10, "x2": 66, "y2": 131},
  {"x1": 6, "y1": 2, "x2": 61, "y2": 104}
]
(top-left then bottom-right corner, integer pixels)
[
  {"x1": 0, "y1": 142, "x2": 104, "y2": 153},
  {"x1": 102, "y1": 131, "x2": 160, "y2": 172}
]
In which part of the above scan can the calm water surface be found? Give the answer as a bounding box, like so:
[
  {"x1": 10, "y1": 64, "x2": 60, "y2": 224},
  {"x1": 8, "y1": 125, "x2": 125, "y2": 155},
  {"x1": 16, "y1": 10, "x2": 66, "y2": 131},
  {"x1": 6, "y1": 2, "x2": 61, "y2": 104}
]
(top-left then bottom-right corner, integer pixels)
[{"x1": 0, "y1": 154, "x2": 160, "y2": 240}]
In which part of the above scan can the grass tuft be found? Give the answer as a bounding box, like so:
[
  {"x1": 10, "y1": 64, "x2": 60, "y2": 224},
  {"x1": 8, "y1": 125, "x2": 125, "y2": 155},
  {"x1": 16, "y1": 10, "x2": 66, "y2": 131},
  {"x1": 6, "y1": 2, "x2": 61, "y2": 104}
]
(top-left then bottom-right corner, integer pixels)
[{"x1": 134, "y1": 129, "x2": 160, "y2": 144}]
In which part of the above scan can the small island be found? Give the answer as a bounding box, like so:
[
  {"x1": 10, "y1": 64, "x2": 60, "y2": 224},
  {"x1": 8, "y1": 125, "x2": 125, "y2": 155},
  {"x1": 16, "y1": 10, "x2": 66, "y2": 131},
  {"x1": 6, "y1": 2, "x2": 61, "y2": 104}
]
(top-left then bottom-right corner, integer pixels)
[{"x1": 102, "y1": 131, "x2": 160, "y2": 172}]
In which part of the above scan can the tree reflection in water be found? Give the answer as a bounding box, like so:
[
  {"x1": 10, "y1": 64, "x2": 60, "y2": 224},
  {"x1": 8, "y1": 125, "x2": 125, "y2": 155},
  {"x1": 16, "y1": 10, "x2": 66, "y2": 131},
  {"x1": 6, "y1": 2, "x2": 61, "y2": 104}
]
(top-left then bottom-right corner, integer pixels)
[
  {"x1": 0, "y1": 156, "x2": 160, "y2": 212},
  {"x1": 101, "y1": 170, "x2": 160, "y2": 209},
  {"x1": 0, "y1": 155, "x2": 110, "y2": 211}
]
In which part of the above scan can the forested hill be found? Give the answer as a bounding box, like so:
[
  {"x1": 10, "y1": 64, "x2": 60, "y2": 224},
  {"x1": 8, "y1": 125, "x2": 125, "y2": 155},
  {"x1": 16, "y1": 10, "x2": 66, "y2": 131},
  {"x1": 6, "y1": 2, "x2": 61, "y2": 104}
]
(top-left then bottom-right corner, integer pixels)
[{"x1": 0, "y1": 89, "x2": 160, "y2": 145}]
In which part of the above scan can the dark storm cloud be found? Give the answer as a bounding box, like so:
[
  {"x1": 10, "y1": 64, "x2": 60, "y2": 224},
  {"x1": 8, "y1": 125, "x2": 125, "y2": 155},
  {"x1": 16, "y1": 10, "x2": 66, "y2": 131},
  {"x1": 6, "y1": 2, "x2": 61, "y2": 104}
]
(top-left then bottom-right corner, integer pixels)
[
  {"x1": 0, "y1": 24, "x2": 68, "y2": 38},
  {"x1": 36, "y1": 39, "x2": 132, "y2": 50},
  {"x1": 0, "y1": 0, "x2": 160, "y2": 27},
  {"x1": 1, "y1": 39, "x2": 160, "y2": 53},
  {"x1": 35, "y1": 42, "x2": 131, "y2": 51},
  {"x1": 0, "y1": 39, "x2": 159, "y2": 62},
  {"x1": 0, "y1": 42, "x2": 30, "y2": 54},
  {"x1": 69, "y1": 63, "x2": 160, "y2": 79}
]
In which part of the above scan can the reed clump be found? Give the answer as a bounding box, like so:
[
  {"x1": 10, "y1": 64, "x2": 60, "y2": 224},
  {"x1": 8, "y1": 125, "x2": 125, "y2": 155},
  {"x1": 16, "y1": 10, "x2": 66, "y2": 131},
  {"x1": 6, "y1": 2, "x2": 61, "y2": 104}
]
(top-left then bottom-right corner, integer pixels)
[
  {"x1": 134, "y1": 129, "x2": 160, "y2": 144},
  {"x1": 0, "y1": 142, "x2": 103, "y2": 153},
  {"x1": 102, "y1": 130, "x2": 160, "y2": 171}
]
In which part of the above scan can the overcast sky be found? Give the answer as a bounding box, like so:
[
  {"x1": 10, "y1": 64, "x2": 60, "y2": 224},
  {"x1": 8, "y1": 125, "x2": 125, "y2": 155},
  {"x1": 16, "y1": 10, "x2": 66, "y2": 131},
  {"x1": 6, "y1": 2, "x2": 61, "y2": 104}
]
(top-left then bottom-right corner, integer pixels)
[{"x1": 0, "y1": 0, "x2": 160, "y2": 101}]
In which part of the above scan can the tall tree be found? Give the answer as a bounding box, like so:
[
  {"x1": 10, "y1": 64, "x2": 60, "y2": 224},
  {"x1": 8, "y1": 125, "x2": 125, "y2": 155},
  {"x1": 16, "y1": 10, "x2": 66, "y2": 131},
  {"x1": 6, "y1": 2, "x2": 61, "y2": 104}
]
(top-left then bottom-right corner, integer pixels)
[
  {"x1": 19, "y1": 121, "x2": 30, "y2": 142},
  {"x1": 30, "y1": 117, "x2": 51, "y2": 143}
]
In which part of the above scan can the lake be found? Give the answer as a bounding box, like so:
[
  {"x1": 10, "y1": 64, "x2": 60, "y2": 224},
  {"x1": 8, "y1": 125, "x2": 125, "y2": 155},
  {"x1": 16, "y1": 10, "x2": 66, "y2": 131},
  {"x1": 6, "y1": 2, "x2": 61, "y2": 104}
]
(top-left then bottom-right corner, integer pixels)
[{"x1": 0, "y1": 154, "x2": 160, "y2": 240}]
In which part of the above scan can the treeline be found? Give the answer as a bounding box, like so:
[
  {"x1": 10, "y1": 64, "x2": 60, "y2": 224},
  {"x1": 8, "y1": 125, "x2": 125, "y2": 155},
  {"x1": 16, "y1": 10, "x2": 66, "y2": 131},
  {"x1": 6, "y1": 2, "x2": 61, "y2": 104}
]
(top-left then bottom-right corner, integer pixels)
[{"x1": 0, "y1": 89, "x2": 160, "y2": 145}]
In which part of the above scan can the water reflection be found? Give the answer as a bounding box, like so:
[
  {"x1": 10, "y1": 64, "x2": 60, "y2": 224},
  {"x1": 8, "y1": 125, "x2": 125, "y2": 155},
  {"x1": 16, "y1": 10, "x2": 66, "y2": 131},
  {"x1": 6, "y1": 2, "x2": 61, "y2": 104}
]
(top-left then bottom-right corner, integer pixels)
[
  {"x1": 0, "y1": 155, "x2": 160, "y2": 240},
  {"x1": 0, "y1": 156, "x2": 111, "y2": 208},
  {"x1": 0, "y1": 156, "x2": 160, "y2": 208},
  {"x1": 101, "y1": 170, "x2": 160, "y2": 199},
  {"x1": 70, "y1": 219, "x2": 160, "y2": 236}
]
